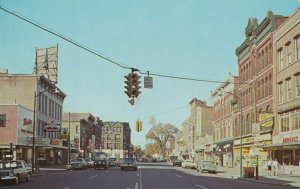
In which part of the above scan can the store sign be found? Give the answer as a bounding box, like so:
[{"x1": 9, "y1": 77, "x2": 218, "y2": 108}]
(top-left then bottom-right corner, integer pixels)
[
  {"x1": 242, "y1": 137, "x2": 254, "y2": 144},
  {"x1": 259, "y1": 113, "x2": 274, "y2": 128},
  {"x1": 283, "y1": 136, "x2": 299, "y2": 144}
]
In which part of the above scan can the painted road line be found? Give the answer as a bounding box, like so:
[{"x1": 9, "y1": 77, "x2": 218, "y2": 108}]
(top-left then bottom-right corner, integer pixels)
[
  {"x1": 135, "y1": 182, "x2": 138, "y2": 189},
  {"x1": 175, "y1": 174, "x2": 182, "y2": 178},
  {"x1": 88, "y1": 175, "x2": 98, "y2": 180},
  {"x1": 63, "y1": 187, "x2": 70, "y2": 189},
  {"x1": 195, "y1": 184, "x2": 208, "y2": 189},
  {"x1": 137, "y1": 173, "x2": 139, "y2": 177}
]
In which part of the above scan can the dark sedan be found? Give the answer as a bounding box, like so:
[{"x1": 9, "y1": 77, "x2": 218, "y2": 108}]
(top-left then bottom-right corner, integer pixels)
[{"x1": 172, "y1": 160, "x2": 183, "y2": 167}]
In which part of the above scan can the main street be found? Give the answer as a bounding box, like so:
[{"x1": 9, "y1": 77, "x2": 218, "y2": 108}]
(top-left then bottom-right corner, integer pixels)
[{"x1": 0, "y1": 163, "x2": 297, "y2": 189}]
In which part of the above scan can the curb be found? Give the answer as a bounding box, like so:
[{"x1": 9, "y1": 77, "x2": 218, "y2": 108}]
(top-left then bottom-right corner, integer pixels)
[{"x1": 238, "y1": 177, "x2": 292, "y2": 187}]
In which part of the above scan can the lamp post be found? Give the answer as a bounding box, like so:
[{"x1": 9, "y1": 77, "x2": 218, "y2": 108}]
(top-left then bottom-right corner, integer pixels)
[
  {"x1": 32, "y1": 88, "x2": 58, "y2": 174},
  {"x1": 68, "y1": 112, "x2": 71, "y2": 163}
]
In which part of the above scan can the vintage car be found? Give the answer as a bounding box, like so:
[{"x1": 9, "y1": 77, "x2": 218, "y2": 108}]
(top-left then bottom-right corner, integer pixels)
[
  {"x1": 66, "y1": 159, "x2": 87, "y2": 170},
  {"x1": 120, "y1": 157, "x2": 138, "y2": 171},
  {"x1": 172, "y1": 160, "x2": 183, "y2": 167},
  {"x1": 0, "y1": 160, "x2": 31, "y2": 184},
  {"x1": 181, "y1": 160, "x2": 197, "y2": 169},
  {"x1": 84, "y1": 158, "x2": 94, "y2": 168},
  {"x1": 93, "y1": 152, "x2": 108, "y2": 170},
  {"x1": 197, "y1": 161, "x2": 217, "y2": 173}
]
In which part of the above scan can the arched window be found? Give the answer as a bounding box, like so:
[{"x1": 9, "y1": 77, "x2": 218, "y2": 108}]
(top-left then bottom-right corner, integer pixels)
[
  {"x1": 245, "y1": 114, "x2": 250, "y2": 134},
  {"x1": 269, "y1": 74, "x2": 272, "y2": 95},
  {"x1": 266, "y1": 105, "x2": 272, "y2": 113}
]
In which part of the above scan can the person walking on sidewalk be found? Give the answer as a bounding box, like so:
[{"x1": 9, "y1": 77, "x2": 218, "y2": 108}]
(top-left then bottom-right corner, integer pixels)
[
  {"x1": 272, "y1": 160, "x2": 279, "y2": 175},
  {"x1": 267, "y1": 160, "x2": 272, "y2": 175}
]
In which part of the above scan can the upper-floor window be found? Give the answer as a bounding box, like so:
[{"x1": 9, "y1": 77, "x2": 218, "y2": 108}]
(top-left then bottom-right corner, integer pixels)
[
  {"x1": 278, "y1": 82, "x2": 283, "y2": 104},
  {"x1": 296, "y1": 74, "x2": 300, "y2": 97},
  {"x1": 286, "y1": 78, "x2": 292, "y2": 101},
  {"x1": 280, "y1": 116, "x2": 289, "y2": 132},
  {"x1": 285, "y1": 42, "x2": 292, "y2": 65},
  {"x1": 115, "y1": 134, "x2": 120, "y2": 140},
  {"x1": 76, "y1": 125, "x2": 79, "y2": 133},
  {"x1": 278, "y1": 49, "x2": 284, "y2": 71},
  {"x1": 0, "y1": 114, "x2": 6, "y2": 127},
  {"x1": 295, "y1": 35, "x2": 300, "y2": 60},
  {"x1": 291, "y1": 112, "x2": 300, "y2": 131}
]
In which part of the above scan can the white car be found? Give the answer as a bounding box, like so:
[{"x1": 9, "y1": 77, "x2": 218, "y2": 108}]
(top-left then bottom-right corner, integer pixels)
[{"x1": 181, "y1": 160, "x2": 197, "y2": 169}]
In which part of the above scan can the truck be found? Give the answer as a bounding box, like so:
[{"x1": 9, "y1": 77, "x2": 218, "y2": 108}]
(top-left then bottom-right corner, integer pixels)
[{"x1": 92, "y1": 152, "x2": 108, "y2": 170}]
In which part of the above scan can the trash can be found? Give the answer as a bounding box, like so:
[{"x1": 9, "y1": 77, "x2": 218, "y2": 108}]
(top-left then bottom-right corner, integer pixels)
[{"x1": 243, "y1": 167, "x2": 255, "y2": 178}]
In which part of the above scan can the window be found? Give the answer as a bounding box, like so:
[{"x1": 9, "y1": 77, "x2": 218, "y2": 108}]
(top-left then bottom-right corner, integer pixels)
[
  {"x1": 107, "y1": 135, "x2": 111, "y2": 141},
  {"x1": 296, "y1": 74, "x2": 300, "y2": 97},
  {"x1": 76, "y1": 125, "x2": 79, "y2": 133},
  {"x1": 278, "y1": 49, "x2": 284, "y2": 71},
  {"x1": 295, "y1": 35, "x2": 300, "y2": 60},
  {"x1": 115, "y1": 134, "x2": 120, "y2": 140},
  {"x1": 291, "y1": 112, "x2": 300, "y2": 131},
  {"x1": 286, "y1": 78, "x2": 292, "y2": 101},
  {"x1": 278, "y1": 82, "x2": 283, "y2": 104},
  {"x1": 280, "y1": 116, "x2": 289, "y2": 132},
  {"x1": 285, "y1": 42, "x2": 292, "y2": 65},
  {"x1": 0, "y1": 114, "x2": 6, "y2": 127}
]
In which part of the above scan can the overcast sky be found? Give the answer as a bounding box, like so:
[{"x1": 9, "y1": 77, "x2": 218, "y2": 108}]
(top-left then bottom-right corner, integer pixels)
[{"x1": 1, "y1": 0, "x2": 299, "y2": 148}]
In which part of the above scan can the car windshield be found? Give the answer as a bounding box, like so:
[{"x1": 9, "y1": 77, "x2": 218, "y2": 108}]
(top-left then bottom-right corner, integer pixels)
[
  {"x1": 0, "y1": 161, "x2": 19, "y2": 169},
  {"x1": 123, "y1": 158, "x2": 135, "y2": 163}
]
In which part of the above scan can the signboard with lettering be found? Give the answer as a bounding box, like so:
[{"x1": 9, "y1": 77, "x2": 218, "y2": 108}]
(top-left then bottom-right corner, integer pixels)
[{"x1": 259, "y1": 113, "x2": 274, "y2": 130}]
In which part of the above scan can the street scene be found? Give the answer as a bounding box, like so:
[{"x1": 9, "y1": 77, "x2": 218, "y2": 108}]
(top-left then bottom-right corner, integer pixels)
[{"x1": 1, "y1": 0, "x2": 300, "y2": 189}]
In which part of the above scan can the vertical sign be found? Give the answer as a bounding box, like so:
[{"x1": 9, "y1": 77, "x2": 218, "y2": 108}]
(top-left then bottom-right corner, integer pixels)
[{"x1": 144, "y1": 76, "x2": 153, "y2": 89}]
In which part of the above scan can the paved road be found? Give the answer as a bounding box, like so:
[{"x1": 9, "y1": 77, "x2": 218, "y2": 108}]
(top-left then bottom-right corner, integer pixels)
[{"x1": 0, "y1": 163, "x2": 297, "y2": 189}]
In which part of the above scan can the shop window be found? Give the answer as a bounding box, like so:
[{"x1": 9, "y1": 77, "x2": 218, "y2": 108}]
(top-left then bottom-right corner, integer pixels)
[{"x1": 0, "y1": 114, "x2": 6, "y2": 127}]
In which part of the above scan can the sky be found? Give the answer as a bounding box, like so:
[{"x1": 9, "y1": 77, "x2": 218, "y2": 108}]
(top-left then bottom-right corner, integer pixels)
[{"x1": 0, "y1": 0, "x2": 299, "y2": 148}]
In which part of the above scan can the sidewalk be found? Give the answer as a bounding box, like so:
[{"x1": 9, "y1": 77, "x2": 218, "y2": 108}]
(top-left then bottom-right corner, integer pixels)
[{"x1": 216, "y1": 166, "x2": 300, "y2": 188}]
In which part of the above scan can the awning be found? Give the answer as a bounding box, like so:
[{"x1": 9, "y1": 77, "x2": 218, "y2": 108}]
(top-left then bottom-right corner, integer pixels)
[{"x1": 261, "y1": 142, "x2": 300, "y2": 150}]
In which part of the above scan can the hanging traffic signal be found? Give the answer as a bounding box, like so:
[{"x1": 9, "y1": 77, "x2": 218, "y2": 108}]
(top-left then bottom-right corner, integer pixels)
[
  {"x1": 124, "y1": 72, "x2": 141, "y2": 99},
  {"x1": 135, "y1": 120, "x2": 140, "y2": 132},
  {"x1": 135, "y1": 119, "x2": 143, "y2": 132},
  {"x1": 131, "y1": 73, "x2": 141, "y2": 98},
  {"x1": 124, "y1": 73, "x2": 133, "y2": 98},
  {"x1": 139, "y1": 121, "x2": 143, "y2": 131}
]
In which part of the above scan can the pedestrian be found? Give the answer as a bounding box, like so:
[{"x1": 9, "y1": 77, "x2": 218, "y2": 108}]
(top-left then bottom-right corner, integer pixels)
[
  {"x1": 272, "y1": 160, "x2": 279, "y2": 175},
  {"x1": 267, "y1": 160, "x2": 272, "y2": 175}
]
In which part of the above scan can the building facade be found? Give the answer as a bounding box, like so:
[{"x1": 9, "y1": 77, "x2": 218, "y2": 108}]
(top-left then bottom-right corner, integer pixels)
[
  {"x1": 182, "y1": 98, "x2": 214, "y2": 161},
  {"x1": 61, "y1": 113, "x2": 102, "y2": 161},
  {"x1": 101, "y1": 122, "x2": 131, "y2": 158},
  {"x1": 272, "y1": 8, "x2": 300, "y2": 167},
  {"x1": 0, "y1": 72, "x2": 66, "y2": 165},
  {"x1": 211, "y1": 75, "x2": 238, "y2": 167},
  {"x1": 235, "y1": 11, "x2": 287, "y2": 167}
]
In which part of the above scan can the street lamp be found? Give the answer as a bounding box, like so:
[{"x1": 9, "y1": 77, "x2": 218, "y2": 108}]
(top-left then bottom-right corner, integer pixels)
[
  {"x1": 32, "y1": 87, "x2": 59, "y2": 173},
  {"x1": 218, "y1": 89, "x2": 243, "y2": 178}
]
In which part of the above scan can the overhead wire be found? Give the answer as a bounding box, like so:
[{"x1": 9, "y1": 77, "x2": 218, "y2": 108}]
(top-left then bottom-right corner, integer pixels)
[{"x1": 0, "y1": 4, "x2": 230, "y2": 85}]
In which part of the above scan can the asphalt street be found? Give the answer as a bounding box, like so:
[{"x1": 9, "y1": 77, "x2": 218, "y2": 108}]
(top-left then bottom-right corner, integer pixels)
[{"x1": 0, "y1": 163, "x2": 297, "y2": 189}]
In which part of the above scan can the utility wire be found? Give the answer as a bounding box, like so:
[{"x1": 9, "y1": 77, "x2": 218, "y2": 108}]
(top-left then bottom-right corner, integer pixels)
[{"x1": 0, "y1": 4, "x2": 228, "y2": 84}]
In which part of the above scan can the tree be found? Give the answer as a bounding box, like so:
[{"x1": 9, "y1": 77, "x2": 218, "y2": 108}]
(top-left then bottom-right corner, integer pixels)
[
  {"x1": 144, "y1": 143, "x2": 160, "y2": 158},
  {"x1": 145, "y1": 123, "x2": 178, "y2": 158}
]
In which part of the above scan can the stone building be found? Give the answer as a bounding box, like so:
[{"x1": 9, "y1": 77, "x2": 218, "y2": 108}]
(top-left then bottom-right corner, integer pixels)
[
  {"x1": 211, "y1": 75, "x2": 238, "y2": 167},
  {"x1": 101, "y1": 122, "x2": 131, "y2": 158},
  {"x1": 271, "y1": 8, "x2": 300, "y2": 167},
  {"x1": 235, "y1": 11, "x2": 288, "y2": 167},
  {"x1": 0, "y1": 71, "x2": 66, "y2": 165}
]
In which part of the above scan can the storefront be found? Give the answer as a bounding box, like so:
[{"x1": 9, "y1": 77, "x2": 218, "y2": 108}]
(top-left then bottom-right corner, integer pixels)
[
  {"x1": 233, "y1": 136, "x2": 254, "y2": 167},
  {"x1": 214, "y1": 140, "x2": 233, "y2": 167},
  {"x1": 265, "y1": 133, "x2": 300, "y2": 166}
]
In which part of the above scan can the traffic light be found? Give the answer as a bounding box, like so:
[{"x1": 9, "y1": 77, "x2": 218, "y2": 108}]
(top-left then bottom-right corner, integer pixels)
[
  {"x1": 139, "y1": 121, "x2": 143, "y2": 131},
  {"x1": 124, "y1": 73, "x2": 133, "y2": 98},
  {"x1": 135, "y1": 120, "x2": 140, "y2": 132},
  {"x1": 135, "y1": 119, "x2": 143, "y2": 132},
  {"x1": 124, "y1": 72, "x2": 141, "y2": 99},
  {"x1": 131, "y1": 73, "x2": 141, "y2": 98}
]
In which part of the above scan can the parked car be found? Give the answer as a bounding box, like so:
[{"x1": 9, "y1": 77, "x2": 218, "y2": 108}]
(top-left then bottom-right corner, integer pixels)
[
  {"x1": 181, "y1": 160, "x2": 197, "y2": 169},
  {"x1": 172, "y1": 160, "x2": 183, "y2": 167},
  {"x1": 108, "y1": 158, "x2": 117, "y2": 167},
  {"x1": 66, "y1": 159, "x2": 87, "y2": 170},
  {"x1": 84, "y1": 158, "x2": 94, "y2": 168},
  {"x1": 197, "y1": 161, "x2": 217, "y2": 173},
  {"x1": 120, "y1": 157, "x2": 137, "y2": 171},
  {"x1": 0, "y1": 160, "x2": 31, "y2": 184}
]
